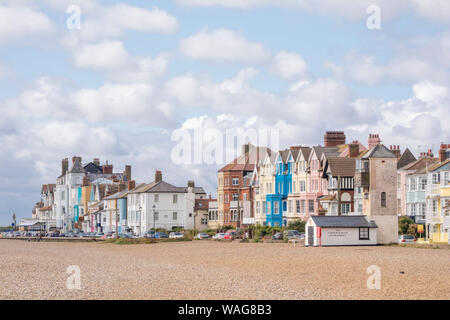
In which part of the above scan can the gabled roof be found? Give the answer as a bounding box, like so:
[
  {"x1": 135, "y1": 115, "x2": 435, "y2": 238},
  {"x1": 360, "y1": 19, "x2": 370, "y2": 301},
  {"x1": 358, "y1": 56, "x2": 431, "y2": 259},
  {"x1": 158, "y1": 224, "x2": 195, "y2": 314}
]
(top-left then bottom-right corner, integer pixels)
[
  {"x1": 427, "y1": 158, "x2": 450, "y2": 172},
  {"x1": 68, "y1": 159, "x2": 85, "y2": 174},
  {"x1": 219, "y1": 146, "x2": 272, "y2": 172},
  {"x1": 278, "y1": 149, "x2": 290, "y2": 163},
  {"x1": 397, "y1": 148, "x2": 417, "y2": 169},
  {"x1": 310, "y1": 146, "x2": 339, "y2": 161},
  {"x1": 290, "y1": 148, "x2": 300, "y2": 162},
  {"x1": 83, "y1": 162, "x2": 103, "y2": 174},
  {"x1": 310, "y1": 215, "x2": 378, "y2": 228},
  {"x1": 400, "y1": 157, "x2": 439, "y2": 173},
  {"x1": 327, "y1": 157, "x2": 356, "y2": 177},
  {"x1": 295, "y1": 147, "x2": 312, "y2": 162},
  {"x1": 362, "y1": 144, "x2": 396, "y2": 159}
]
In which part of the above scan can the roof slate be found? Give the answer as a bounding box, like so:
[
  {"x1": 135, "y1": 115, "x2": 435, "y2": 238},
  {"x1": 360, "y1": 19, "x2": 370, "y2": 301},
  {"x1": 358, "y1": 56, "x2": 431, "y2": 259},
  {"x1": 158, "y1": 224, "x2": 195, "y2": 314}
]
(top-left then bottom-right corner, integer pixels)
[
  {"x1": 327, "y1": 157, "x2": 356, "y2": 176},
  {"x1": 362, "y1": 144, "x2": 396, "y2": 159},
  {"x1": 311, "y1": 215, "x2": 378, "y2": 228},
  {"x1": 397, "y1": 148, "x2": 417, "y2": 169}
]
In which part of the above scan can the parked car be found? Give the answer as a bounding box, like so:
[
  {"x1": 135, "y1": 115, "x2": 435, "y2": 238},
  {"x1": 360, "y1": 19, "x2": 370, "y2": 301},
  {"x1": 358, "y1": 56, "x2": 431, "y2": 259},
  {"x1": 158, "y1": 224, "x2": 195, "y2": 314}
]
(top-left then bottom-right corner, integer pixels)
[
  {"x1": 143, "y1": 230, "x2": 156, "y2": 238},
  {"x1": 213, "y1": 233, "x2": 225, "y2": 240},
  {"x1": 272, "y1": 232, "x2": 283, "y2": 240},
  {"x1": 154, "y1": 232, "x2": 168, "y2": 239},
  {"x1": 398, "y1": 234, "x2": 416, "y2": 244},
  {"x1": 195, "y1": 233, "x2": 210, "y2": 239},
  {"x1": 117, "y1": 233, "x2": 132, "y2": 238},
  {"x1": 95, "y1": 232, "x2": 104, "y2": 238},
  {"x1": 285, "y1": 230, "x2": 304, "y2": 240},
  {"x1": 224, "y1": 230, "x2": 237, "y2": 240},
  {"x1": 169, "y1": 232, "x2": 184, "y2": 239}
]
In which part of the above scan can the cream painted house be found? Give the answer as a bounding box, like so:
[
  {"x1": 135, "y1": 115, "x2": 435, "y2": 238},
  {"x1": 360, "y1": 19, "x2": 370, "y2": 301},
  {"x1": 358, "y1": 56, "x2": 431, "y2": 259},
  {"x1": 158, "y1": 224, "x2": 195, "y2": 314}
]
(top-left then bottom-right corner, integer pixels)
[
  {"x1": 254, "y1": 152, "x2": 276, "y2": 225},
  {"x1": 287, "y1": 147, "x2": 312, "y2": 221}
]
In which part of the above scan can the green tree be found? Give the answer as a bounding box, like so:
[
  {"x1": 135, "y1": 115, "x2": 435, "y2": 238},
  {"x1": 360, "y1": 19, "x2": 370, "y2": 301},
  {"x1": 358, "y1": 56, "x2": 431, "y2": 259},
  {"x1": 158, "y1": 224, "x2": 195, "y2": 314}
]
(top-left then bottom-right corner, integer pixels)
[
  {"x1": 398, "y1": 216, "x2": 414, "y2": 235},
  {"x1": 287, "y1": 220, "x2": 306, "y2": 233}
]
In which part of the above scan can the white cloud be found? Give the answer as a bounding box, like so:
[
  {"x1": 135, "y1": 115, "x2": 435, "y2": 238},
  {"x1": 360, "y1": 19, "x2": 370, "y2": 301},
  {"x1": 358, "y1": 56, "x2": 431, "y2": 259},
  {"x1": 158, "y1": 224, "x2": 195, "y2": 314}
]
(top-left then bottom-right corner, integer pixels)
[
  {"x1": 72, "y1": 82, "x2": 175, "y2": 126},
  {"x1": 73, "y1": 40, "x2": 168, "y2": 82},
  {"x1": 177, "y1": 0, "x2": 450, "y2": 23},
  {"x1": 0, "y1": 5, "x2": 54, "y2": 44},
  {"x1": 270, "y1": 51, "x2": 308, "y2": 80},
  {"x1": 325, "y1": 54, "x2": 449, "y2": 85},
  {"x1": 62, "y1": 4, "x2": 178, "y2": 44},
  {"x1": 180, "y1": 29, "x2": 271, "y2": 63},
  {"x1": 413, "y1": 81, "x2": 448, "y2": 105}
]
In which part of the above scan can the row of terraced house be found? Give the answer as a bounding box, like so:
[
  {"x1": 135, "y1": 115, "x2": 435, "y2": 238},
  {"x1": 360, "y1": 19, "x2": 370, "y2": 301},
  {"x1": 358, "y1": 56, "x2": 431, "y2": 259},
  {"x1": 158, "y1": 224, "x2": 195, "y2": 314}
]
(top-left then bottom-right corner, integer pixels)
[
  {"x1": 25, "y1": 131, "x2": 449, "y2": 243},
  {"x1": 27, "y1": 157, "x2": 209, "y2": 236},
  {"x1": 208, "y1": 132, "x2": 450, "y2": 244}
]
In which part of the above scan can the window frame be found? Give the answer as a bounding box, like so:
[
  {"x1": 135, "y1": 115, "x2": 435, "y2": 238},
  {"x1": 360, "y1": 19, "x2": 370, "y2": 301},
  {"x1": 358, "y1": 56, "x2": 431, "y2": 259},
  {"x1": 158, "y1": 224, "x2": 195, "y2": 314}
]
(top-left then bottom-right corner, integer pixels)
[{"x1": 359, "y1": 227, "x2": 369, "y2": 240}]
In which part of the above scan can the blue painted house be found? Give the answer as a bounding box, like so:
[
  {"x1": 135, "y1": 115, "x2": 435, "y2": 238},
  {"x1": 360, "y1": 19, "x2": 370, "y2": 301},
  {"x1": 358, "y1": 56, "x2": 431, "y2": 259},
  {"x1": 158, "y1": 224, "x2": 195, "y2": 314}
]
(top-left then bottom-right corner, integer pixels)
[{"x1": 266, "y1": 150, "x2": 293, "y2": 227}]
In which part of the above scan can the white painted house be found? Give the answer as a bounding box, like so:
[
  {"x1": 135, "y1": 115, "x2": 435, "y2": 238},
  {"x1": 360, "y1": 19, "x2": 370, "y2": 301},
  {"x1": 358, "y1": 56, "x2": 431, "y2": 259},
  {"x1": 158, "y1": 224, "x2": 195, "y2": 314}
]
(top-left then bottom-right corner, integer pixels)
[
  {"x1": 305, "y1": 215, "x2": 378, "y2": 246},
  {"x1": 127, "y1": 171, "x2": 206, "y2": 235},
  {"x1": 54, "y1": 157, "x2": 85, "y2": 232}
]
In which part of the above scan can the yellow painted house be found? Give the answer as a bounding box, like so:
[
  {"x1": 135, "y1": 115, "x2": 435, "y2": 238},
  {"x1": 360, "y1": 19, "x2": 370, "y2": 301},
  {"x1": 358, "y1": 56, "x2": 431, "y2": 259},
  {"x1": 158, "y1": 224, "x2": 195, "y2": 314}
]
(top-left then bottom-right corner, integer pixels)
[{"x1": 426, "y1": 159, "x2": 450, "y2": 243}]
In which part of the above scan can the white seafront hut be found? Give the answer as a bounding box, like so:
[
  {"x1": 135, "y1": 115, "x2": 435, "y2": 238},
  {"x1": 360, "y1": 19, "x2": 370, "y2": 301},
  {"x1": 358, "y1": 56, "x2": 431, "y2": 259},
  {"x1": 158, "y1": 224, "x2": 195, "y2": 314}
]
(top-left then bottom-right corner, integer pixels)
[{"x1": 305, "y1": 215, "x2": 378, "y2": 246}]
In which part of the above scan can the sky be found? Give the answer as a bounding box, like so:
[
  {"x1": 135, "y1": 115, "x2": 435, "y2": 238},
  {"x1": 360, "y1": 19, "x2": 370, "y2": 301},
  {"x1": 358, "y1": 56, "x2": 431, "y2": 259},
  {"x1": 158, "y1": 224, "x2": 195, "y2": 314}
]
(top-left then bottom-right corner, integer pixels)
[{"x1": 0, "y1": 0, "x2": 449, "y2": 226}]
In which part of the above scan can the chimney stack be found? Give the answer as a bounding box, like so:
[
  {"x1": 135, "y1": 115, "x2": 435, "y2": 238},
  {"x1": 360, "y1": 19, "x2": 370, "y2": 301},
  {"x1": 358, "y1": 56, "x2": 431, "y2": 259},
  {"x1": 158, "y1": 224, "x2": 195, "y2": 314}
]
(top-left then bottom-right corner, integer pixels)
[
  {"x1": 124, "y1": 165, "x2": 132, "y2": 181},
  {"x1": 93, "y1": 158, "x2": 100, "y2": 167},
  {"x1": 102, "y1": 161, "x2": 113, "y2": 174},
  {"x1": 439, "y1": 143, "x2": 449, "y2": 162},
  {"x1": 82, "y1": 176, "x2": 89, "y2": 187},
  {"x1": 128, "y1": 180, "x2": 136, "y2": 191},
  {"x1": 349, "y1": 144, "x2": 359, "y2": 158},
  {"x1": 72, "y1": 156, "x2": 82, "y2": 165},
  {"x1": 187, "y1": 180, "x2": 195, "y2": 188},
  {"x1": 324, "y1": 131, "x2": 346, "y2": 147},
  {"x1": 367, "y1": 134, "x2": 381, "y2": 149},
  {"x1": 61, "y1": 158, "x2": 69, "y2": 176},
  {"x1": 119, "y1": 183, "x2": 127, "y2": 192},
  {"x1": 155, "y1": 170, "x2": 162, "y2": 183},
  {"x1": 389, "y1": 145, "x2": 401, "y2": 158}
]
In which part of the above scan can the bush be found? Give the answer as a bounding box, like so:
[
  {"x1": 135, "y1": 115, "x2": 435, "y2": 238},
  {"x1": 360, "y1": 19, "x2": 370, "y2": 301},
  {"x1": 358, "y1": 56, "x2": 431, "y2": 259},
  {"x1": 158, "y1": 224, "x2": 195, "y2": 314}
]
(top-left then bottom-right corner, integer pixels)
[
  {"x1": 398, "y1": 216, "x2": 415, "y2": 235},
  {"x1": 286, "y1": 221, "x2": 306, "y2": 233}
]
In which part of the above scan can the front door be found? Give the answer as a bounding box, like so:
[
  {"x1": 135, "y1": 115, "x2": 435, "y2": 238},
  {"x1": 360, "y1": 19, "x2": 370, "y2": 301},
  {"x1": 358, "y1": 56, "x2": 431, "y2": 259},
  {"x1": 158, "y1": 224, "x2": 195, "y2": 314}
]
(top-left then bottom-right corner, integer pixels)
[{"x1": 308, "y1": 226, "x2": 314, "y2": 246}]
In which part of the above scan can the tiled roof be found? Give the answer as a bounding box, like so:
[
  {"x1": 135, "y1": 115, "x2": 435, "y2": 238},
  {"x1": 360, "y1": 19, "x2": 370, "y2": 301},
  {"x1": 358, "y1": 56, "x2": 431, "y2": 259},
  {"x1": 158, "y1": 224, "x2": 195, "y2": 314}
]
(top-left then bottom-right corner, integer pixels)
[
  {"x1": 298, "y1": 147, "x2": 312, "y2": 161},
  {"x1": 318, "y1": 194, "x2": 336, "y2": 201},
  {"x1": 426, "y1": 158, "x2": 450, "y2": 172},
  {"x1": 312, "y1": 146, "x2": 339, "y2": 159},
  {"x1": 327, "y1": 157, "x2": 356, "y2": 177},
  {"x1": 280, "y1": 149, "x2": 290, "y2": 163},
  {"x1": 68, "y1": 159, "x2": 85, "y2": 174},
  {"x1": 219, "y1": 146, "x2": 272, "y2": 172},
  {"x1": 362, "y1": 144, "x2": 396, "y2": 159},
  {"x1": 401, "y1": 157, "x2": 439, "y2": 173},
  {"x1": 311, "y1": 215, "x2": 378, "y2": 228},
  {"x1": 397, "y1": 148, "x2": 417, "y2": 169}
]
